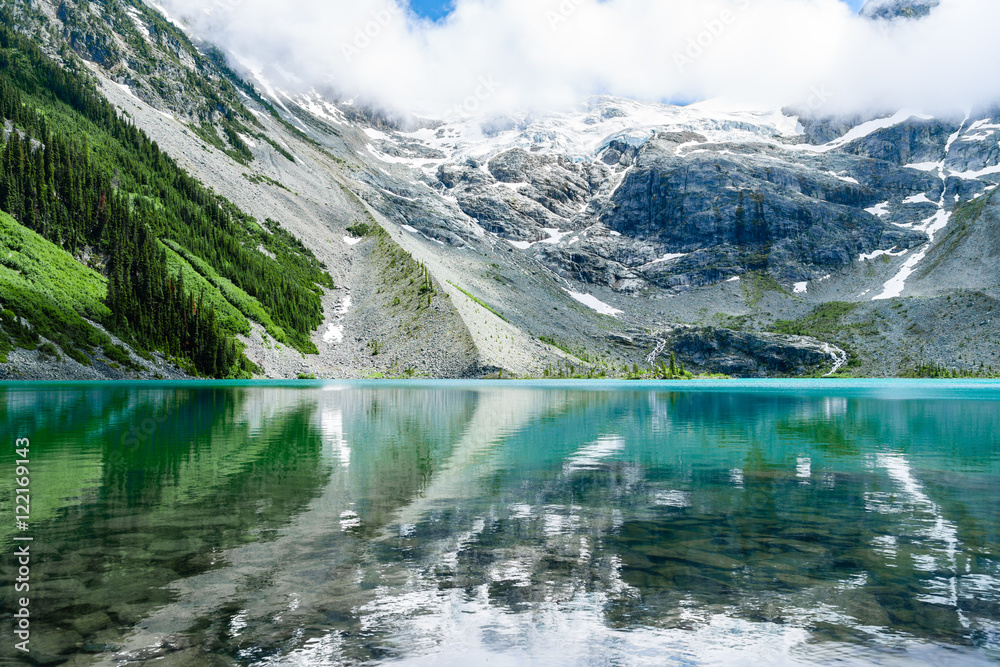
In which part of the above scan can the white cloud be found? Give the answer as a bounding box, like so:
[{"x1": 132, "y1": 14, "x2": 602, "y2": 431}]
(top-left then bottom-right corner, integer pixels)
[{"x1": 157, "y1": 0, "x2": 1000, "y2": 118}]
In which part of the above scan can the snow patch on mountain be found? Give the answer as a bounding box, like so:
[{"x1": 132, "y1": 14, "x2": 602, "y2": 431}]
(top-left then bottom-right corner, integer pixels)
[
  {"x1": 647, "y1": 253, "x2": 689, "y2": 266},
  {"x1": 564, "y1": 290, "x2": 623, "y2": 317},
  {"x1": 126, "y1": 7, "x2": 151, "y2": 40},
  {"x1": 322, "y1": 295, "x2": 353, "y2": 345},
  {"x1": 866, "y1": 202, "x2": 891, "y2": 217},
  {"x1": 374, "y1": 97, "x2": 804, "y2": 171},
  {"x1": 860, "y1": 247, "x2": 909, "y2": 262},
  {"x1": 297, "y1": 92, "x2": 346, "y2": 124},
  {"x1": 875, "y1": 121, "x2": 965, "y2": 300},
  {"x1": 950, "y1": 165, "x2": 1000, "y2": 180},
  {"x1": 799, "y1": 110, "x2": 933, "y2": 154}
]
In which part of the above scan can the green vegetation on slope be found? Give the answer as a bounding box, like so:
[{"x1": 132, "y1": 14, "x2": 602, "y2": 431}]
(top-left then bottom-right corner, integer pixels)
[
  {"x1": 771, "y1": 302, "x2": 860, "y2": 338},
  {"x1": 159, "y1": 240, "x2": 252, "y2": 336},
  {"x1": 371, "y1": 225, "x2": 442, "y2": 314},
  {"x1": 161, "y1": 239, "x2": 286, "y2": 343},
  {"x1": 448, "y1": 282, "x2": 508, "y2": 323},
  {"x1": 741, "y1": 271, "x2": 790, "y2": 309},
  {"x1": 0, "y1": 16, "x2": 332, "y2": 374},
  {"x1": 0, "y1": 211, "x2": 109, "y2": 365},
  {"x1": 771, "y1": 301, "x2": 870, "y2": 372},
  {"x1": 897, "y1": 360, "x2": 999, "y2": 379}
]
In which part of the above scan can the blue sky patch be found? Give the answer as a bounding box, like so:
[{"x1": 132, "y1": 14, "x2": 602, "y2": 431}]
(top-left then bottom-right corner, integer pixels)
[{"x1": 409, "y1": 0, "x2": 454, "y2": 21}]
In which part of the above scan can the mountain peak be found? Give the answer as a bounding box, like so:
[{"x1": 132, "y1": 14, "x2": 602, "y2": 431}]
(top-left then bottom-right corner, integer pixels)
[{"x1": 860, "y1": 0, "x2": 940, "y2": 20}]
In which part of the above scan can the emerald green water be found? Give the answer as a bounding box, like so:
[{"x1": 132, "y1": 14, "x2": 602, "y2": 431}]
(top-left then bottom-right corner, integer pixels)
[{"x1": 1, "y1": 380, "x2": 998, "y2": 665}]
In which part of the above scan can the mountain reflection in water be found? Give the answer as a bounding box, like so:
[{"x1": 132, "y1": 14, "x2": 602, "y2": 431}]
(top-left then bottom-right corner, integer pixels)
[{"x1": 0, "y1": 381, "x2": 997, "y2": 666}]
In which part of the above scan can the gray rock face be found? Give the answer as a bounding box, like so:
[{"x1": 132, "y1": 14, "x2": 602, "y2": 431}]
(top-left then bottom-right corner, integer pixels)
[
  {"x1": 599, "y1": 135, "x2": 926, "y2": 285},
  {"x1": 487, "y1": 149, "x2": 600, "y2": 218},
  {"x1": 353, "y1": 100, "x2": 1000, "y2": 303},
  {"x1": 860, "y1": 0, "x2": 940, "y2": 20},
  {"x1": 787, "y1": 112, "x2": 870, "y2": 145},
  {"x1": 56, "y1": 2, "x2": 122, "y2": 68},
  {"x1": 915, "y1": 190, "x2": 1000, "y2": 293},
  {"x1": 664, "y1": 327, "x2": 838, "y2": 377},
  {"x1": 436, "y1": 149, "x2": 606, "y2": 239},
  {"x1": 840, "y1": 118, "x2": 956, "y2": 165}
]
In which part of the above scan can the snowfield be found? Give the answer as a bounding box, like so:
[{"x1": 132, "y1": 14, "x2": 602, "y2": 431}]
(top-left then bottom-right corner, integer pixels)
[{"x1": 564, "y1": 290, "x2": 623, "y2": 317}]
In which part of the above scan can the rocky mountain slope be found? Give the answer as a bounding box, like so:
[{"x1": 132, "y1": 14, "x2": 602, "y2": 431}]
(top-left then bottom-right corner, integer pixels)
[
  {"x1": 0, "y1": 0, "x2": 998, "y2": 379},
  {"x1": 860, "y1": 0, "x2": 941, "y2": 20}
]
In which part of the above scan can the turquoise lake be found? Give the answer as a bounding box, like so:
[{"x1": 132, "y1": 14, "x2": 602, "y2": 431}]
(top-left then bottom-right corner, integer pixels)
[{"x1": 1, "y1": 380, "x2": 999, "y2": 665}]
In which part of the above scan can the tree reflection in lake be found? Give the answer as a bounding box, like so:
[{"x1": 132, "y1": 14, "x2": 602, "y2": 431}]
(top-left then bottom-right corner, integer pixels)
[{"x1": 0, "y1": 381, "x2": 997, "y2": 665}]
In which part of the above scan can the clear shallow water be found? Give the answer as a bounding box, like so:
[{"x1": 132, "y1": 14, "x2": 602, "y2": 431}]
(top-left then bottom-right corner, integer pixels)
[{"x1": 0, "y1": 380, "x2": 998, "y2": 665}]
